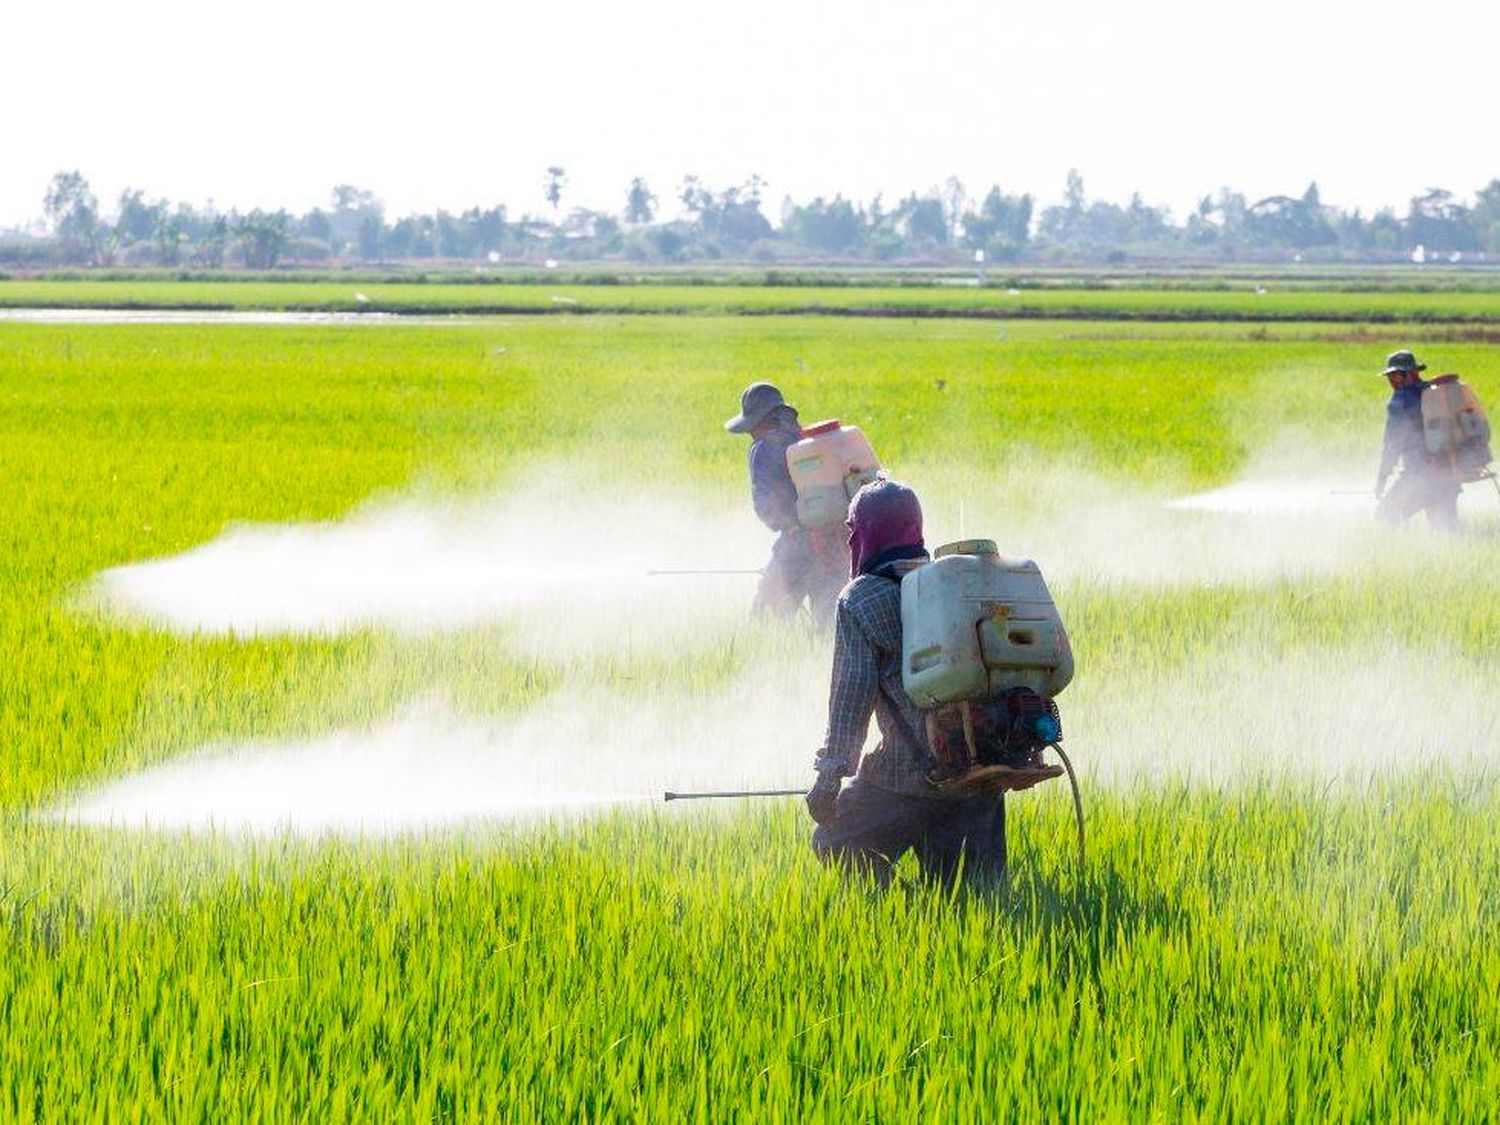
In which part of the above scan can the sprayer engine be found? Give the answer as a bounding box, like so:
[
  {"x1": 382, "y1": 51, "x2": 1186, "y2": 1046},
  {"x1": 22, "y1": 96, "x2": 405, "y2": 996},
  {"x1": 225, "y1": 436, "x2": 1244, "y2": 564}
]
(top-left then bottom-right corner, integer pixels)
[{"x1": 925, "y1": 688, "x2": 1062, "y2": 779}]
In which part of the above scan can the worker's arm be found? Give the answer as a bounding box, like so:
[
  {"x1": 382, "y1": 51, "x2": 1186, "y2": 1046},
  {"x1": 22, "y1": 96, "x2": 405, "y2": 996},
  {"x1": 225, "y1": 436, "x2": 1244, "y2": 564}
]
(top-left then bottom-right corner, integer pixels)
[
  {"x1": 815, "y1": 598, "x2": 878, "y2": 778},
  {"x1": 749, "y1": 439, "x2": 801, "y2": 533},
  {"x1": 1376, "y1": 402, "x2": 1403, "y2": 496}
]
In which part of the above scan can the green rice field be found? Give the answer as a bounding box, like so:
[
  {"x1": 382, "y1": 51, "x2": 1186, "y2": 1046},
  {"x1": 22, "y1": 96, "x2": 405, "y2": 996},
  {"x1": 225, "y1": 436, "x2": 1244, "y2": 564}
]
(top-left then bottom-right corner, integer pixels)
[
  {"x1": 2, "y1": 302, "x2": 1499, "y2": 1116},
  {"x1": 10, "y1": 276, "x2": 1500, "y2": 321}
]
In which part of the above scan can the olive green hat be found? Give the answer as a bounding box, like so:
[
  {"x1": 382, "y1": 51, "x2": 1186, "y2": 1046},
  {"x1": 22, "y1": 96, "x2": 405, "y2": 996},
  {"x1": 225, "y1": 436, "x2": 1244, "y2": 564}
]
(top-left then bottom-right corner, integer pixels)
[
  {"x1": 1382, "y1": 350, "x2": 1426, "y2": 377},
  {"x1": 724, "y1": 382, "x2": 786, "y2": 433}
]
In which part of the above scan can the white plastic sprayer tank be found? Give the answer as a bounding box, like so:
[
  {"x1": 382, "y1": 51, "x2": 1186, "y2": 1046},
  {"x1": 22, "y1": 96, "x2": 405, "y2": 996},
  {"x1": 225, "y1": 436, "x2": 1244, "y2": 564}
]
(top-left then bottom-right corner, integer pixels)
[
  {"x1": 901, "y1": 539, "x2": 1073, "y2": 706},
  {"x1": 1422, "y1": 374, "x2": 1493, "y2": 480},
  {"x1": 785, "y1": 420, "x2": 881, "y2": 528}
]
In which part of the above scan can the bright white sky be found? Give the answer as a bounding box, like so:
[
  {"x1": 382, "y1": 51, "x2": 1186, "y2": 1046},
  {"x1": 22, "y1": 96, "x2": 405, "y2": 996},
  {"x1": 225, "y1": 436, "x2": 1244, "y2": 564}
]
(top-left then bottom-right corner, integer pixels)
[{"x1": 4, "y1": 0, "x2": 1497, "y2": 229}]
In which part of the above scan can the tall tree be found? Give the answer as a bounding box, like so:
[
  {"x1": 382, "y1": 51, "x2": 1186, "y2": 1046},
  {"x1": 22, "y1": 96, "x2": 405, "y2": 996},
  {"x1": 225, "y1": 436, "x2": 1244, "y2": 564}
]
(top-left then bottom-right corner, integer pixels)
[
  {"x1": 1064, "y1": 170, "x2": 1086, "y2": 213},
  {"x1": 897, "y1": 194, "x2": 948, "y2": 249},
  {"x1": 234, "y1": 209, "x2": 291, "y2": 268},
  {"x1": 298, "y1": 208, "x2": 333, "y2": 243},
  {"x1": 545, "y1": 166, "x2": 567, "y2": 212},
  {"x1": 677, "y1": 176, "x2": 772, "y2": 250},
  {"x1": 1243, "y1": 185, "x2": 1335, "y2": 250},
  {"x1": 154, "y1": 209, "x2": 187, "y2": 266},
  {"x1": 357, "y1": 213, "x2": 385, "y2": 261},
  {"x1": 785, "y1": 196, "x2": 866, "y2": 254},
  {"x1": 114, "y1": 189, "x2": 165, "y2": 245},
  {"x1": 962, "y1": 186, "x2": 1033, "y2": 254},
  {"x1": 1473, "y1": 180, "x2": 1500, "y2": 254},
  {"x1": 678, "y1": 175, "x2": 712, "y2": 221},
  {"x1": 942, "y1": 176, "x2": 968, "y2": 240},
  {"x1": 625, "y1": 178, "x2": 657, "y2": 225},
  {"x1": 43, "y1": 171, "x2": 100, "y2": 262},
  {"x1": 1039, "y1": 170, "x2": 1088, "y2": 245},
  {"x1": 329, "y1": 186, "x2": 382, "y2": 257},
  {"x1": 331, "y1": 184, "x2": 379, "y2": 213},
  {"x1": 1407, "y1": 188, "x2": 1477, "y2": 252},
  {"x1": 193, "y1": 213, "x2": 230, "y2": 267}
]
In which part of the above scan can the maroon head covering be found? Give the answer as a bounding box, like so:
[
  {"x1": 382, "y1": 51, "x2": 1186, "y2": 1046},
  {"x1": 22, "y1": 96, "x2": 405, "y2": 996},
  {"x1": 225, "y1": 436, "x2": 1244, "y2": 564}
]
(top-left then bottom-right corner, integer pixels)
[{"x1": 846, "y1": 478, "x2": 925, "y2": 577}]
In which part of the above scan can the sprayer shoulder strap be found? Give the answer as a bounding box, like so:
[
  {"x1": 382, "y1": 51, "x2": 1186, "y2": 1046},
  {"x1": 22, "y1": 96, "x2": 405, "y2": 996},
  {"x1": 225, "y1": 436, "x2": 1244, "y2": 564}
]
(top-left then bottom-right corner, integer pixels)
[
  {"x1": 867, "y1": 572, "x2": 937, "y2": 775},
  {"x1": 877, "y1": 680, "x2": 932, "y2": 767}
]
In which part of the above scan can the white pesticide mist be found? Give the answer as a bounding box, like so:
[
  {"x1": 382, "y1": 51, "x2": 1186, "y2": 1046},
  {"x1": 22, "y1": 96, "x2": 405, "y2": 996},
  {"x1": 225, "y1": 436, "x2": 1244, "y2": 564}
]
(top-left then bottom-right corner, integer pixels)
[
  {"x1": 91, "y1": 460, "x2": 1415, "y2": 646},
  {"x1": 914, "y1": 439, "x2": 1498, "y2": 590},
  {"x1": 88, "y1": 440, "x2": 1498, "y2": 641},
  {"x1": 1165, "y1": 479, "x2": 1375, "y2": 517},
  {"x1": 54, "y1": 652, "x2": 830, "y2": 836},
  {"x1": 1070, "y1": 643, "x2": 1500, "y2": 789},
  {"x1": 61, "y1": 445, "x2": 1500, "y2": 835},
  {"x1": 53, "y1": 634, "x2": 1500, "y2": 835},
  {"x1": 64, "y1": 475, "x2": 816, "y2": 834},
  {"x1": 89, "y1": 478, "x2": 775, "y2": 654}
]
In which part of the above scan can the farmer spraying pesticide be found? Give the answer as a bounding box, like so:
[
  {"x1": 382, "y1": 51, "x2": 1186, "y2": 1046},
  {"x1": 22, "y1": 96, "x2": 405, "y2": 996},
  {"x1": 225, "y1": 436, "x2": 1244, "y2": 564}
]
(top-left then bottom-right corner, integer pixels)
[
  {"x1": 1375, "y1": 350, "x2": 1495, "y2": 530},
  {"x1": 805, "y1": 479, "x2": 1080, "y2": 888},
  {"x1": 724, "y1": 382, "x2": 878, "y2": 626}
]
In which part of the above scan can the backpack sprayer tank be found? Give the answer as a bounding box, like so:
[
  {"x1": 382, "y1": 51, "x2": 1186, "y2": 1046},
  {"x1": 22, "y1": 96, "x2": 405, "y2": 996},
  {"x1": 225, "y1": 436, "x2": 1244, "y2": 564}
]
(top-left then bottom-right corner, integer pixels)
[
  {"x1": 785, "y1": 420, "x2": 882, "y2": 529},
  {"x1": 901, "y1": 540, "x2": 1081, "y2": 845},
  {"x1": 902, "y1": 540, "x2": 1073, "y2": 707},
  {"x1": 1422, "y1": 374, "x2": 1495, "y2": 484}
]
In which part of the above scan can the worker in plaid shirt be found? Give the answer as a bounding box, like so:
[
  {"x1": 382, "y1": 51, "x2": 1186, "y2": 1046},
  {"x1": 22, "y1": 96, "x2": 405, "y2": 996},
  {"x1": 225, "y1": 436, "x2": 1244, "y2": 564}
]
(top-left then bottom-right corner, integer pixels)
[{"x1": 807, "y1": 479, "x2": 1007, "y2": 887}]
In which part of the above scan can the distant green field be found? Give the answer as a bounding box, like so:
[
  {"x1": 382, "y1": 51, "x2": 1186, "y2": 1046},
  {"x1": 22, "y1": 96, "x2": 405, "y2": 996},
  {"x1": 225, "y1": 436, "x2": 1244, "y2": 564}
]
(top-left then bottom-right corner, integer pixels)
[
  {"x1": 3, "y1": 313, "x2": 1498, "y2": 1116},
  {"x1": 10, "y1": 277, "x2": 1500, "y2": 321},
  {"x1": 17, "y1": 262, "x2": 1500, "y2": 291}
]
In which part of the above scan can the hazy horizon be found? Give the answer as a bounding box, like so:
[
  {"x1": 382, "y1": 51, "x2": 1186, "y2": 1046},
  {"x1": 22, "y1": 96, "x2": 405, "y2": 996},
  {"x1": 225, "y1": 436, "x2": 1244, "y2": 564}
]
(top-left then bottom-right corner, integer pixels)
[{"x1": 6, "y1": 0, "x2": 1496, "y2": 230}]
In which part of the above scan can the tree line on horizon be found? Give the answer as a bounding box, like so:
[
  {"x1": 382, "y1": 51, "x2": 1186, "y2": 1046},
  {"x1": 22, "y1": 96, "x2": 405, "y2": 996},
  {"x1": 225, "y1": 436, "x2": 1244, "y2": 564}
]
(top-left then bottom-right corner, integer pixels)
[{"x1": 7, "y1": 168, "x2": 1500, "y2": 270}]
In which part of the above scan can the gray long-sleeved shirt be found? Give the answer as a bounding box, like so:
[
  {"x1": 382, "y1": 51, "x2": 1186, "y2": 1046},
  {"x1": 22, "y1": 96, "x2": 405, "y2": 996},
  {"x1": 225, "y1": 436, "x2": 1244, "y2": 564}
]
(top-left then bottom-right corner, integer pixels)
[
  {"x1": 1378, "y1": 382, "x2": 1431, "y2": 489},
  {"x1": 748, "y1": 415, "x2": 803, "y2": 534}
]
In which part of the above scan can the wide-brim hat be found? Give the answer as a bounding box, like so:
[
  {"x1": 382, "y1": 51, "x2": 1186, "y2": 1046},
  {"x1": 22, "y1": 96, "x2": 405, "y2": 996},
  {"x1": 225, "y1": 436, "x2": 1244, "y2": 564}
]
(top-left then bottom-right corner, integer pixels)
[
  {"x1": 724, "y1": 382, "x2": 785, "y2": 433},
  {"x1": 1383, "y1": 350, "x2": 1426, "y2": 377}
]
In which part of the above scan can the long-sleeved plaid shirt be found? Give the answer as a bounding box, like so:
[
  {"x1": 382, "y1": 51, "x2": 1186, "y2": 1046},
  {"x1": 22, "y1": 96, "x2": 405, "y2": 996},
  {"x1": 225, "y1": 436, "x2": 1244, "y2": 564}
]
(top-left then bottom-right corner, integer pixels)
[{"x1": 816, "y1": 572, "x2": 939, "y2": 796}]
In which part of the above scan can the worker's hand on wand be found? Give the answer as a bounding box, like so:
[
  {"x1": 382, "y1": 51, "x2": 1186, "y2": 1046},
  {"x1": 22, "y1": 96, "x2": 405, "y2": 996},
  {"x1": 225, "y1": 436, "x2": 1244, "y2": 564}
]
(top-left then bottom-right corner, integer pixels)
[{"x1": 805, "y1": 772, "x2": 841, "y2": 827}]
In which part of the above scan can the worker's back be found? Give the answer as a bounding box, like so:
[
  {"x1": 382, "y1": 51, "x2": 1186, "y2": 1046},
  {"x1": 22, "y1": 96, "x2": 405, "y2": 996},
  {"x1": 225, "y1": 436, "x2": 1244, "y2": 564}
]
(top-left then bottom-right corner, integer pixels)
[{"x1": 747, "y1": 410, "x2": 802, "y2": 533}]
